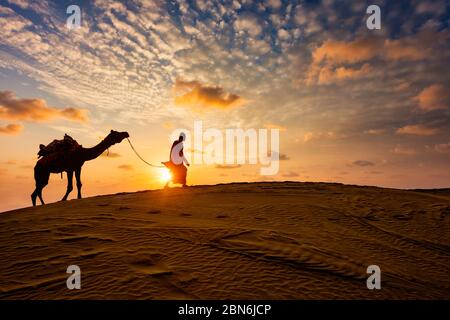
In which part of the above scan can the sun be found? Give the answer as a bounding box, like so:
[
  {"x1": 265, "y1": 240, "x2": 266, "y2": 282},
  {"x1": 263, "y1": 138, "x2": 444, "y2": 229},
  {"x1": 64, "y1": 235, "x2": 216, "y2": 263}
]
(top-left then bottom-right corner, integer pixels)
[{"x1": 160, "y1": 168, "x2": 172, "y2": 183}]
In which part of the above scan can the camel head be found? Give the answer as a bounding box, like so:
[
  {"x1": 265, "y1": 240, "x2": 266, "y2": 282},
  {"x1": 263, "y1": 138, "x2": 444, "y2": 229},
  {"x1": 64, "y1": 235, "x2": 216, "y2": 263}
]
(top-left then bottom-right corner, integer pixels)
[{"x1": 105, "y1": 130, "x2": 129, "y2": 146}]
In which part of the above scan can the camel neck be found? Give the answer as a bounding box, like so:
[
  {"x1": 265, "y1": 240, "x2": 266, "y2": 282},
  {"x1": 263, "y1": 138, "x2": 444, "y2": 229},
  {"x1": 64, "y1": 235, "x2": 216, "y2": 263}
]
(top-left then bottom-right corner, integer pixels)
[{"x1": 82, "y1": 138, "x2": 112, "y2": 161}]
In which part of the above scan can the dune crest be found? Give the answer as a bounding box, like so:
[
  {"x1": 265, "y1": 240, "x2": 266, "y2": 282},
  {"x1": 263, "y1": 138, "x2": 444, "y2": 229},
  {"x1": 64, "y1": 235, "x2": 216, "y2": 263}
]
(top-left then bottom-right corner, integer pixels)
[{"x1": 0, "y1": 182, "x2": 449, "y2": 299}]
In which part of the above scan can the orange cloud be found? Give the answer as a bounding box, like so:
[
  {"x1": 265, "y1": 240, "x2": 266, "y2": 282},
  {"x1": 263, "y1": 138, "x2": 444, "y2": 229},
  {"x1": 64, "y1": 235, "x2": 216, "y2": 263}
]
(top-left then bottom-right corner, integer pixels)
[
  {"x1": 215, "y1": 164, "x2": 242, "y2": 169},
  {"x1": 306, "y1": 37, "x2": 380, "y2": 85},
  {"x1": 312, "y1": 37, "x2": 382, "y2": 65},
  {"x1": 353, "y1": 160, "x2": 375, "y2": 167},
  {"x1": 434, "y1": 142, "x2": 450, "y2": 154},
  {"x1": 318, "y1": 63, "x2": 372, "y2": 84},
  {"x1": 59, "y1": 107, "x2": 88, "y2": 122},
  {"x1": 264, "y1": 123, "x2": 287, "y2": 131},
  {"x1": 173, "y1": 79, "x2": 246, "y2": 110},
  {"x1": 383, "y1": 39, "x2": 427, "y2": 61},
  {"x1": 396, "y1": 124, "x2": 439, "y2": 136},
  {"x1": 384, "y1": 29, "x2": 449, "y2": 61},
  {"x1": 0, "y1": 91, "x2": 88, "y2": 122},
  {"x1": 365, "y1": 128, "x2": 386, "y2": 135},
  {"x1": 312, "y1": 31, "x2": 445, "y2": 65},
  {"x1": 0, "y1": 123, "x2": 23, "y2": 135},
  {"x1": 307, "y1": 30, "x2": 449, "y2": 85},
  {"x1": 101, "y1": 151, "x2": 121, "y2": 158},
  {"x1": 118, "y1": 164, "x2": 133, "y2": 170},
  {"x1": 282, "y1": 171, "x2": 299, "y2": 178},
  {"x1": 303, "y1": 131, "x2": 335, "y2": 142},
  {"x1": 415, "y1": 84, "x2": 450, "y2": 111},
  {"x1": 392, "y1": 145, "x2": 417, "y2": 156},
  {"x1": 394, "y1": 81, "x2": 411, "y2": 92},
  {"x1": 269, "y1": 152, "x2": 290, "y2": 160}
]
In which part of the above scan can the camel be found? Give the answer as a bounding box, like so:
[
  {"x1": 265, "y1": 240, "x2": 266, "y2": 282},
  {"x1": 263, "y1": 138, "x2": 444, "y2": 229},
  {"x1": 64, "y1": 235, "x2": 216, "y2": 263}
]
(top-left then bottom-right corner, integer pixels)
[{"x1": 32, "y1": 130, "x2": 129, "y2": 206}]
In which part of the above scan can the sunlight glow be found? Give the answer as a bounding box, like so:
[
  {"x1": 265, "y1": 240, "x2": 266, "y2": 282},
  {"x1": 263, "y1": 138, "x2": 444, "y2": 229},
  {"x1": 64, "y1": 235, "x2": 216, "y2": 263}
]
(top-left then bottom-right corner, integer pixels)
[{"x1": 160, "y1": 168, "x2": 172, "y2": 183}]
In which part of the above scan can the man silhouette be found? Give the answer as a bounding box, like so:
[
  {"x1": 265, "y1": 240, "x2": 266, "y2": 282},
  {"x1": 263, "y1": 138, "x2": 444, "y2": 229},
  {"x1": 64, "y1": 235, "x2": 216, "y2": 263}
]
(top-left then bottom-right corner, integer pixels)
[{"x1": 163, "y1": 133, "x2": 189, "y2": 187}]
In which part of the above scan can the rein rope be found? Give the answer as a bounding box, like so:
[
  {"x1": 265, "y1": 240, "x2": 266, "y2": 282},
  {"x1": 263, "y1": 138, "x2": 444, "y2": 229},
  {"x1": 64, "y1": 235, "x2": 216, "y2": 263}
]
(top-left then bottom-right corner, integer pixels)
[{"x1": 126, "y1": 138, "x2": 165, "y2": 168}]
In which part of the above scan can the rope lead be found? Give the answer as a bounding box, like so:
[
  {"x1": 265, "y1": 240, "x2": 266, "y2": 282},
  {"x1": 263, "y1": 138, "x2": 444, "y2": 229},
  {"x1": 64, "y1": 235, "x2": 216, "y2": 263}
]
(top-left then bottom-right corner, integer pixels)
[{"x1": 126, "y1": 138, "x2": 165, "y2": 168}]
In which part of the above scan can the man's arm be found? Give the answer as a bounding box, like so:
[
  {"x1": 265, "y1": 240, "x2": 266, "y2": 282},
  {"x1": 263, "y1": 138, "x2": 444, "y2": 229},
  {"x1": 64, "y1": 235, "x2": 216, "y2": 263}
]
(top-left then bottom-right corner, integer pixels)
[{"x1": 183, "y1": 154, "x2": 190, "y2": 166}]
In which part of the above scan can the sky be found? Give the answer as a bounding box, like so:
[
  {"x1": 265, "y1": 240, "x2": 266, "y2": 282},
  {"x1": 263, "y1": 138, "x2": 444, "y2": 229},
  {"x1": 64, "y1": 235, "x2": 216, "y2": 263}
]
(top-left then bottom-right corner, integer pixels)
[{"x1": 0, "y1": 0, "x2": 449, "y2": 212}]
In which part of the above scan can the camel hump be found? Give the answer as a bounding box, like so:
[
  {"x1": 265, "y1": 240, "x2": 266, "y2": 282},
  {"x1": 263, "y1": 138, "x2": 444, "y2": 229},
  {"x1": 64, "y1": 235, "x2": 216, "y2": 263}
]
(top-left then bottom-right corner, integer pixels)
[{"x1": 37, "y1": 134, "x2": 80, "y2": 158}]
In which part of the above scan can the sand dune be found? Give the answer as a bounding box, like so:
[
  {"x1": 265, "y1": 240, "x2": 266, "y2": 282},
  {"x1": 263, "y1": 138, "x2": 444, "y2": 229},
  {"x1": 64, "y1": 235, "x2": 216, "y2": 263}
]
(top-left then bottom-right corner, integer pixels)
[{"x1": 0, "y1": 182, "x2": 449, "y2": 299}]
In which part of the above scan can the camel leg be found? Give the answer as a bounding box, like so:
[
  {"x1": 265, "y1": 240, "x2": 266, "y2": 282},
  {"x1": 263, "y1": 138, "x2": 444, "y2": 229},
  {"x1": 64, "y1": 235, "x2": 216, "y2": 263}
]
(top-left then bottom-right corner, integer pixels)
[
  {"x1": 32, "y1": 167, "x2": 49, "y2": 206},
  {"x1": 75, "y1": 167, "x2": 82, "y2": 199},
  {"x1": 38, "y1": 187, "x2": 45, "y2": 205},
  {"x1": 62, "y1": 171, "x2": 74, "y2": 201},
  {"x1": 32, "y1": 188, "x2": 45, "y2": 206},
  {"x1": 38, "y1": 172, "x2": 49, "y2": 205},
  {"x1": 35, "y1": 179, "x2": 48, "y2": 206},
  {"x1": 31, "y1": 189, "x2": 38, "y2": 207}
]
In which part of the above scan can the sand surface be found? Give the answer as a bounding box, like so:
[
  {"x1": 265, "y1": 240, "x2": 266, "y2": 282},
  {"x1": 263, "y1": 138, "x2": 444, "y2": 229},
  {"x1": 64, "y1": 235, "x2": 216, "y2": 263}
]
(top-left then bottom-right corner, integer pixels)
[{"x1": 0, "y1": 182, "x2": 449, "y2": 299}]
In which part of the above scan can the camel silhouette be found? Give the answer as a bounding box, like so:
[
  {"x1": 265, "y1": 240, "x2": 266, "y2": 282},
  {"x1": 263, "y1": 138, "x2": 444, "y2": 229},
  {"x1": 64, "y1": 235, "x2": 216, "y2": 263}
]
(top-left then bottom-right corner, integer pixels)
[{"x1": 31, "y1": 130, "x2": 129, "y2": 206}]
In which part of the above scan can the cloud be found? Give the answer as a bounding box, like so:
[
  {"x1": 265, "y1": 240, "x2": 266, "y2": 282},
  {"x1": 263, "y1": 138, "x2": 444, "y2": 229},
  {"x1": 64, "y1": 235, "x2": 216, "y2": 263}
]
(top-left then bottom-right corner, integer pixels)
[
  {"x1": 59, "y1": 108, "x2": 89, "y2": 122},
  {"x1": 101, "y1": 151, "x2": 121, "y2": 158},
  {"x1": 277, "y1": 28, "x2": 290, "y2": 41},
  {"x1": 396, "y1": 125, "x2": 439, "y2": 136},
  {"x1": 312, "y1": 37, "x2": 382, "y2": 65},
  {"x1": 306, "y1": 37, "x2": 381, "y2": 85},
  {"x1": 303, "y1": 131, "x2": 335, "y2": 142},
  {"x1": 415, "y1": 84, "x2": 450, "y2": 111},
  {"x1": 118, "y1": 164, "x2": 133, "y2": 170},
  {"x1": 416, "y1": 1, "x2": 446, "y2": 15},
  {"x1": 234, "y1": 13, "x2": 262, "y2": 37},
  {"x1": 392, "y1": 145, "x2": 417, "y2": 156},
  {"x1": 264, "y1": 123, "x2": 287, "y2": 131},
  {"x1": 215, "y1": 164, "x2": 242, "y2": 169},
  {"x1": 7, "y1": 0, "x2": 44, "y2": 9},
  {"x1": 353, "y1": 160, "x2": 375, "y2": 167},
  {"x1": 366, "y1": 171, "x2": 383, "y2": 175},
  {"x1": 0, "y1": 123, "x2": 23, "y2": 135},
  {"x1": 5, "y1": 0, "x2": 49, "y2": 13},
  {"x1": 393, "y1": 81, "x2": 412, "y2": 92},
  {"x1": 317, "y1": 63, "x2": 373, "y2": 85},
  {"x1": 383, "y1": 38, "x2": 428, "y2": 61},
  {"x1": 383, "y1": 30, "x2": 446, "y2": 61},
  {"x1": 306, "y1": 30, "x2": 449, "y2": 85},
  {"x1": 269, "y1": 152, "x2": 290, "y2": 160},
  {"x1": 174, "y1": 79, "x2": 246, "y2": 110},
  {"x1": 334, "y1": 64, "x2": 372, "y2": 80},
  {"x1": 434, "y1": 142, "x2": 450, "y2": 154},
  {"x1": 282, "y1": 171, "x2": 299, "y2": 178},
  {"x1": 0, "y1": 91, "x2": 88, "y2": 122},
  {"x1": 365, "y1": 129, "x2": 386, "y2": 135},
  {"x1": 266, "y1": 0, "x2": 282, "y2": 10}
]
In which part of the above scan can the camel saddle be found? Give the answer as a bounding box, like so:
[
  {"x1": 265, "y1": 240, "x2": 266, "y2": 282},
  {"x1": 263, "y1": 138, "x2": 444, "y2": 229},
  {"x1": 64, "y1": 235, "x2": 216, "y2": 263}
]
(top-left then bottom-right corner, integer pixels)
[{"x1": 38, "y1": 134, "x2": 80, "y2": 158}]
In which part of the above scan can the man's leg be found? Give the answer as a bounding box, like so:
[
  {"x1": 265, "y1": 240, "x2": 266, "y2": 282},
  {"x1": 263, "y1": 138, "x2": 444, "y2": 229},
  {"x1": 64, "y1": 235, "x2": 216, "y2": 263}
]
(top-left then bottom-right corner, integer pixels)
[{"x1": 182, "y1": 165, "x2": 187, "y2": 187}]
